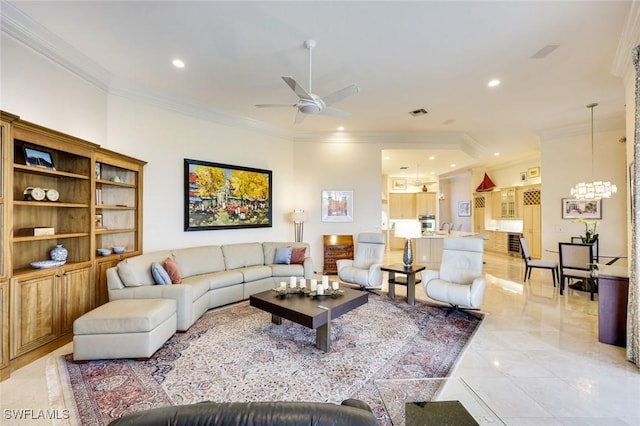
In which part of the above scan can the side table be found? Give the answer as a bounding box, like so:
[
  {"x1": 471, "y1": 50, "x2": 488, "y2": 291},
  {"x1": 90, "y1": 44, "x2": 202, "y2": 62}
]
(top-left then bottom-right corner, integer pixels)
[{"x1": 381, "y1": 263, "x2": 426, "y2": 305}]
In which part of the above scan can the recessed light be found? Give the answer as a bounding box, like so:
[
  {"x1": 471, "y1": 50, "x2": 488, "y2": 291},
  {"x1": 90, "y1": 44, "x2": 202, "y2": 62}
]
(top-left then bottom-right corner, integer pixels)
[
  {"x1": 493, "y1": 152, "x2": 500, "y2": 156},
  {"x1": 488, "y1": 79, "x2": 500, "y2": 87},
  {"x1": 450, "y1": 163, "x2": 456, "y2": 168},
  {"x1": 384, "y1": 156, "x2": 390, "y2": 160},
  {"x1": 337, "y1": 126, "x2": 345, "y2": 131},
  {"x1": 172, "y1": 59, "x2": 185, "y2": 68},
  {"x1": 428, "y1": 156, "x2": 435, "y2": 160}
]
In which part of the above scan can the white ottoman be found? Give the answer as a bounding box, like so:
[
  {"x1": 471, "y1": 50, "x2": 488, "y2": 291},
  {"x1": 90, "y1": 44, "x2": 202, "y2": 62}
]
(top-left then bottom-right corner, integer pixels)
[{"x1": 73, "y1": 299, "x2": 177, "y2": 361}]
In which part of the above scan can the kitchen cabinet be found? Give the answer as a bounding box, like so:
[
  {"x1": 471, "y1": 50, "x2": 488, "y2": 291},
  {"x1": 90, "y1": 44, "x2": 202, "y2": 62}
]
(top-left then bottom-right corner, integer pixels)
[
  {"x1": 389, "y1": 193, "x2": 416, "y2": 219},
  {"x1": 521, "y1": 187, "x2": 541, "y2": 259},
  {"x1": 416, "y1": 192, "x2": 436, "y2": 215},
  {"x1": 473, "y1": 195, "x2": 487, "y2": 233},
  {"x1": 491, "y1": 188, "x2": 517, "y2": 219}
]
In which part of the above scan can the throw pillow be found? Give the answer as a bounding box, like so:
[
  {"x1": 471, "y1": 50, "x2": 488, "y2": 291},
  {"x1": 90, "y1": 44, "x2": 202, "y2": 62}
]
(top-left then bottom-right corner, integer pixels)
[
  {"x1": 290, "y1": 246, "x2": 306, "y2": 264},
  {"x1": 163, "y1": 257, "x2": 182, "y2": 284},
  {"x1": 117, "y1": 260, "x2": 144, "y2": 287},
  {"x1": 151, "y1": 262, "x2": 172, "y2": 285},
  {"x1": 274, "y1": 247, "x2": 293, "y2": 264}
]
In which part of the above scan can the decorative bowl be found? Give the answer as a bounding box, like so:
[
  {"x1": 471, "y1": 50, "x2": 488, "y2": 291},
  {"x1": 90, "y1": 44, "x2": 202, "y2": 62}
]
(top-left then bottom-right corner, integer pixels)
[
  {"x1": 112, "y1": 246, "x2": 125, "y2": 254},
  {"x1": 97, "y1": 248, "x2": 112, "y2": 256},
  {"x1": 31, "y1": 260, "x2": 66, "y2": 269}
]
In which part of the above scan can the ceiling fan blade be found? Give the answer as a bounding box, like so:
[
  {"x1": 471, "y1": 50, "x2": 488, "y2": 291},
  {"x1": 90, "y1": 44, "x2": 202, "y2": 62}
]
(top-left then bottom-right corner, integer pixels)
[
  {"x1": 255, "y1": 103, "x2": 297, "y2": 108},
  {"x1": 321, "y1": 84, "x2": 360, "y2": 106},
  {"x1": 318, "y1": 107, "x2": 351, "y2": 118},
  {"x1": 282, "y1": 76, "x2": 313, "y2": 101},
  {"x1": 294, "y1": 110, "x2": 306, "y2": 124}
]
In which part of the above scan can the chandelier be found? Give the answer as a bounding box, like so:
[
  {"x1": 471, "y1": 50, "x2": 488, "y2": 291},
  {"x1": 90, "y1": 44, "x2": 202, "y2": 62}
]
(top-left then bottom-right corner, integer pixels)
[{"x1": 569, "y1": 103, "x2": 617, "y2": 200}]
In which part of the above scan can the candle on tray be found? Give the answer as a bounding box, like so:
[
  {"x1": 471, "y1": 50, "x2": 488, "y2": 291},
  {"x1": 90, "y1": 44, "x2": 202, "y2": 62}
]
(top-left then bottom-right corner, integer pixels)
[
  {"x1": 279, "y1": 281, "x2": 287, "y2": 289},
  {"x1": 322, "y1": 275, "x2": 329, "y2": 289},
  {"x1": 299, "y1": 278, "x2": 306, "y2": 288},
  {"x1": 332, "y1": 281, "x2": 339, "y2": 290},
  {"x1": 317, "y1": 284, "x2": 324, "y2": 295},
  {"x1": 310, "y1": 279, "x2": 317, "y2": 292},
  {"x1": 290, "y1": 276, "x2": 297, "y2": 288}
]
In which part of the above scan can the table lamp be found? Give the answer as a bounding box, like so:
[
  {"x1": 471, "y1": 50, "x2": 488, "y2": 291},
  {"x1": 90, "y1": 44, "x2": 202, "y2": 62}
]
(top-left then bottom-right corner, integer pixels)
[
  {"x1": 289, "y1": 209, "x2": 307, "y2": 242},
  {"x1": 394, "y1": 221, "x2": 422, "y2": 267}
]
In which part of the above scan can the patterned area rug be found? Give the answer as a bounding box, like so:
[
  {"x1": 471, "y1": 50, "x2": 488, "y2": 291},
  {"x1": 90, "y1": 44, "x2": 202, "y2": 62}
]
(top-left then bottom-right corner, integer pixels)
[{"x1": 48, "y1": 294, "x2": 483, "y2": 425}]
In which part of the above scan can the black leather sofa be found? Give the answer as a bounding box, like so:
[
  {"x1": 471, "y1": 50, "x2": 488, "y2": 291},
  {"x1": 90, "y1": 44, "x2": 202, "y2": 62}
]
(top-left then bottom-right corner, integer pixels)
[{"x1": 108, "y1": 399, "x2": 378, "y2": 426}]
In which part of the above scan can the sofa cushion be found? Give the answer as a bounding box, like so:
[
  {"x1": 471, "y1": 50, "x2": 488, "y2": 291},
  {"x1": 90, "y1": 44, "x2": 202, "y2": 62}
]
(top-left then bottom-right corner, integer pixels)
[
  {"x1": 270, "y1": 264, "x2": 305, "y2": 277},
  {"x1": 116, "y1": 251, "x2": 172, "y2": 287},
  {"x1": 222, "y1": 243, "x2": 264, "y2": 270},
  {"x1": 290, "y1": 247, "x2": 306, "y2": 264},
  {"x1": 240, "y1": 265, "x2": 272, "y2": 282},
  {"x1": 206, "y1": 270, "x2": 244, "y2": 290},
  {"x1": 263, "y1": 242, "x2": 309, "y2": 265},
  {"x1": 172, "y1": 245, "x2": 225, "y2": 277},
  {"x1": 275, "y1": 247, "x2": 292, "y2": 264},
  {"x1": 176, "y1": 276, "x2": 210, "y2": 301},
  {"x1": 151, "y1": 262, "x2": 172, "y2": 285},
  {"x1": 164, "y1": 257, "x2": 182, "y2": 284}
]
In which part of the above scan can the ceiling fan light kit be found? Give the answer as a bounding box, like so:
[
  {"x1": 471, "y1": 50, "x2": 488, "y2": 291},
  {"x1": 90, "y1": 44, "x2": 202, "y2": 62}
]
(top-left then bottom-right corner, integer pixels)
[{"x1": 255, "y1": 40, "x2": 359, "y2": 124}]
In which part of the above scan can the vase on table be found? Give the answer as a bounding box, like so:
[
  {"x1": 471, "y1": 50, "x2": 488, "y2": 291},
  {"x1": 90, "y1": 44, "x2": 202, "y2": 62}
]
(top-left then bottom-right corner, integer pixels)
[{"x1": 50, "y1": 244, "x2": 68, "y2": 262}]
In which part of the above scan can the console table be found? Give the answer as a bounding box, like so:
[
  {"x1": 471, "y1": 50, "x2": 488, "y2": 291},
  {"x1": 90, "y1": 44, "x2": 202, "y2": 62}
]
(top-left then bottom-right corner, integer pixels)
[
  {"x1": 323, "y1": 235, "x2": 354, "y2": 274},
  {"x1": 381, "y1": 263, "x2": 426, "y2": 305}
]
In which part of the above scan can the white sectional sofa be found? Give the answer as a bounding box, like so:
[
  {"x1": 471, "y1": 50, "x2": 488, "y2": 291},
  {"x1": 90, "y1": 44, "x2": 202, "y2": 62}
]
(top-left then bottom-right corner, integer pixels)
[{"x1": 106, "y1": 242, "x2": 312, "y2": 331}]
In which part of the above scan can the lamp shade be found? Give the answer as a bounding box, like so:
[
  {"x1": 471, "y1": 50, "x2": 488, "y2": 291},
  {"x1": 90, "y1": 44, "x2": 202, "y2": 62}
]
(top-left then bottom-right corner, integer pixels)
[
  {"x1": 289, "y1": 210, "x2": 307, "y2": 223},
  {"x1": 394, "y1": 221, "x2": 422, "y2": 239}
]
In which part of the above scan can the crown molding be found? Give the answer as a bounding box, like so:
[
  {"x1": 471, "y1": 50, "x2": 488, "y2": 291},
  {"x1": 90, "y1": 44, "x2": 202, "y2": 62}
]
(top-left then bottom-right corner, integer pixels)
[
  {"x1": 1, "y1": 1, "x2": 111, "y2": 91},
  {"x1": 612, "y1": 0, "x2": 640, "y2": 78},
  {"x1": 537, "y1": 116, "x2": 626, "y2": 141}
]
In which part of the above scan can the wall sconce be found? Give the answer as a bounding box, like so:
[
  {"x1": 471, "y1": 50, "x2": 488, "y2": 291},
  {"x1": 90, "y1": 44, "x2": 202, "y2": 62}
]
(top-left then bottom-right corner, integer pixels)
[
  {"x1": 438, "y1": 193, "x2": 445, "y2": 201},
  {"x1": 289, "y1": 209, "x2": 307, "y2": 242}
]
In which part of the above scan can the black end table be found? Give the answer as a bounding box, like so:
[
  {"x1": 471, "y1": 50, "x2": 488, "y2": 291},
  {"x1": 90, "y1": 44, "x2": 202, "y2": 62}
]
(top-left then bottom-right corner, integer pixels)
[{"x1": 381, "y1": 263, "x2": 426, "y2": 305}]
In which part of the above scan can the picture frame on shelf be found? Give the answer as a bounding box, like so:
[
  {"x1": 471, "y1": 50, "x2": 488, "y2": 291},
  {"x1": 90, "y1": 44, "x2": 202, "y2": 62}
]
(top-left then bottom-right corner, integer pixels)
[
  {"x1": 184, "y1": 159, "x2": 272, "y2": 231},
  {"x1": 95, "y1": 163, "x2": 102, "y2": 180},
  {"x1": 94, "y1": 214, "x2": 105, "y2": 229},
  {"x1": 520, "y1": 171, "x2": 526, "y2": 182},
  {"x1": 23, "y1": 146, "x2": 55, "y2": 170},
  {"x1": 321, "y1": 190, "x2": 354, "y2": 222},
  {"x1": 561, "y1": 198, "x2": 602, "y2": 219},
  {"x1": 458, "y1": 200, "x2": 471, "y2": 217},
  {"x1": 391, "y1": 179, "x2": 407, "y2": 191}
]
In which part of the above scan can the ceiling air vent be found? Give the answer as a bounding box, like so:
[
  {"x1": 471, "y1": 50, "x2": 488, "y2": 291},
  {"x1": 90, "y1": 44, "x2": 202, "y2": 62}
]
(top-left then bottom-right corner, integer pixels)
[{"x1": 409, "y1": 108, "x2": 428, "y2": 117}]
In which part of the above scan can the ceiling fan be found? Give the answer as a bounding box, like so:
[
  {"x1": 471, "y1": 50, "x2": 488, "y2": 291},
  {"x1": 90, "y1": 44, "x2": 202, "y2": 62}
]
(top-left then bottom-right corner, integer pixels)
[
  {"x1": 255, "y1": 40, "x2": 359, "y2": 124},
  {"x1": 409, "y1": 164, "x2": 437, "y2": 188}
]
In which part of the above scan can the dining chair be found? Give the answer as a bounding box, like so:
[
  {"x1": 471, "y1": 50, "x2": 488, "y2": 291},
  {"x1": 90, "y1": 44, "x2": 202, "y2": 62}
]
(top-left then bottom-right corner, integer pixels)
[
  {"x1": 519, "y1": 237, "x2": 559, "y2": 286},
  {"x1": 571, "y1": 236, "x2": 599, "y2": 263},
  {"x1": 558, "y1": 242, "x2": 596, "y2": 300}
]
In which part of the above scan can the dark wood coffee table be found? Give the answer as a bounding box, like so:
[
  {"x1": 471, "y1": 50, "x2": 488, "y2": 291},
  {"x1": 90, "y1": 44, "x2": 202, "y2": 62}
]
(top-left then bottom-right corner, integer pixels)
[{"x1": 249, "y1": 286, "x2": 368, "y2": 352}]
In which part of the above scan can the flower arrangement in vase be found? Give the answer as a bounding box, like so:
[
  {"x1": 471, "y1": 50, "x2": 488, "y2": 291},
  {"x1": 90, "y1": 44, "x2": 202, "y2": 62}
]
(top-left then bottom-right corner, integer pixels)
[{"x1": 574, "y1": 218, "x2": 599, "y2": 243}]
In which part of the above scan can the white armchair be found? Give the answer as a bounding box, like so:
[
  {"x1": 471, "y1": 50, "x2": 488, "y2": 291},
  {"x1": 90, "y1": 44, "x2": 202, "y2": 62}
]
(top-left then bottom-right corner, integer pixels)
[
  {"x1": 336, "y1": 233, "x2": 386, "y2": 290},
  {"x1": 421, "y1": 237, "x2": 486, "y2": 315}
]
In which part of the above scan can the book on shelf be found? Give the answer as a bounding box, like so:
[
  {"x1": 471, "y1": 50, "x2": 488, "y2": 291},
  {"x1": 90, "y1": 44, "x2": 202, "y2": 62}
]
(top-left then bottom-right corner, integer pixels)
[
  {"x1": 16, "y1": 227, "x2": 55, "y2": 237},
  {"x1": 95, "y1": 188, "x2": 102, "y2": 205}
]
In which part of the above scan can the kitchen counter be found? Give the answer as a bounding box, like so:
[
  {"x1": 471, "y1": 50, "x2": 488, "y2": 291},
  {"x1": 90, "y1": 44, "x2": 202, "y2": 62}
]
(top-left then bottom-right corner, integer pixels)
[{"x1": 420, "y1": 231, "x2": 479, "y2": 239}]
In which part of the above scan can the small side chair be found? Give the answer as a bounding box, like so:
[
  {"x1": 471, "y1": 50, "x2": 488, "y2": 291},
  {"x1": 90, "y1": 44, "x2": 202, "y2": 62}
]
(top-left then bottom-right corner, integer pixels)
[
  {"x1": 336, "y1": 233, "x2": 386, "y2": 291},
  {"x1": 519, "y1": 237, "x2": 559, "y2": 286}
]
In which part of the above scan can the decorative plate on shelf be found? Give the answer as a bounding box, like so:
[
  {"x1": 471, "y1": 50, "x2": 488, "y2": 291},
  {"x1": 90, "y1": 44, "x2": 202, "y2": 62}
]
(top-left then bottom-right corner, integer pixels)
[{"x1": 30, "y1": 260, "x2": 66, "y2": 269}]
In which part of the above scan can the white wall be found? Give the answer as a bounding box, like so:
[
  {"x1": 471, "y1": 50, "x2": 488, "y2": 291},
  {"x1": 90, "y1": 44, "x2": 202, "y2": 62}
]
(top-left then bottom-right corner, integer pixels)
[
  {"x1": 105, "y1": 95, "x2": 297, "y2": 252},
  {"x1": 541, "y1": 128, "x2": 627, "y2": 260},
  {"x1": 0, "y1": 35, "x2": 107, "y2": 144}
]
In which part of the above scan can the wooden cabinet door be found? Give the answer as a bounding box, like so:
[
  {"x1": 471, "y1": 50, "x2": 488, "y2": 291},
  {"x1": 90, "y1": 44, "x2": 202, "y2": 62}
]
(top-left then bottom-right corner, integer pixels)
[
  {"x1": 60, "y1": 267, "x2": 92, "y2": 334},
  {"x1": 416, "y1": 192, "x2": 436, "y2": 215},
  {"x1": 10, "y1": 274, "x2": 58, "y2": 358},
  {"x1": 94, "y1": 258, "x2": 118, "y2": 307},
  {"x1": 522, "y1": 189, "x2": 542, "y2": 259},
  {"x1": 389, "y1": 193, "x2": 416, "y2": 219},
  {"x1": 0, "y1": 281, "x2": 8, "y2": 374},
  {"x1": 473, "y1": 196, "x2": 486, "y2": 233},
  {"x1": 490, "y1": 191, "x2": 501, "y2": 219}
]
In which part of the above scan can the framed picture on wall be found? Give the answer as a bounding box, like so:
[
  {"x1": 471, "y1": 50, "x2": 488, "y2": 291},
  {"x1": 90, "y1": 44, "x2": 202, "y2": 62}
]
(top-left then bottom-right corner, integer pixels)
[
  {"x1": 561, "y1": 198, "x2": 601, "y2": 219},
  {"x1": 321, "y1": 190, "x2": 353, "y2": 222},
  {"x1": 527, "y1": 167, "x2": 540, "y2": 179},
  {"x1": 458, "y1": 200, "x2": 471, "y2": 217},
  {"x1": 184, "y1": 159, "x2": 272, "y2": 231},
  {"x1": 391, "y1": 179, "x2": 407, "y2": 191}
]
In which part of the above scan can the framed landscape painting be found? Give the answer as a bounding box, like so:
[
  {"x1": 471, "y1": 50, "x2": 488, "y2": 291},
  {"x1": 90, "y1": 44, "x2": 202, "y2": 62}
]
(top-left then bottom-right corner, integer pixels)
[
  {"x1": 561, "y1": 198, "x2": 601, "y2": 220},
  {"x1": 184, "y1": 159, "x2": 272, "y2": 231},
  {"x1": 321, "y1": 190, "x2": 353, "y2": 222}
]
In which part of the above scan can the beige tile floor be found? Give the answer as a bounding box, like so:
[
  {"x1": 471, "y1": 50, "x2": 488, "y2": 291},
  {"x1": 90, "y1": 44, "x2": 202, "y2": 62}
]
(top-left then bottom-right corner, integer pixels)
[{"x1": 1, "y1": 250, "x2": 639, "y2": 425}]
